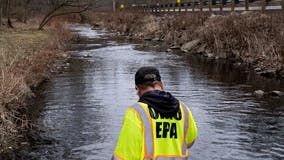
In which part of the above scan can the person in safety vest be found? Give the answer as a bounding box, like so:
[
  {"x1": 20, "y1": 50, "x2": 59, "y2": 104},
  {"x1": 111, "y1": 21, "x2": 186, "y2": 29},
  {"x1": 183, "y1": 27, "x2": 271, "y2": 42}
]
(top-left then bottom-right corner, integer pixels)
[{"x1": 112, "y1": 66, "x2": 198, "y2": 160}]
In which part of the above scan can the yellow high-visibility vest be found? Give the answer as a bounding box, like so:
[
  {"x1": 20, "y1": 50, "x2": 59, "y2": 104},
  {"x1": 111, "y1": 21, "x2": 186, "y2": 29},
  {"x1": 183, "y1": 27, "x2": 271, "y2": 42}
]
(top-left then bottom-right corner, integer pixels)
[{"x1": 112, "y1": 101, "x2": 198, "y2": 160}]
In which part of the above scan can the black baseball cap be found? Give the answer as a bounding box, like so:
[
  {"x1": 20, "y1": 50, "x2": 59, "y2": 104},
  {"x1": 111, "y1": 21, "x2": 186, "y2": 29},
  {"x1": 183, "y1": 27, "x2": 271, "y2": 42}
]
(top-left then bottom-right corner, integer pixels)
[{"x1": 135, "y1": 67, "x2": 162, "y2": 85}]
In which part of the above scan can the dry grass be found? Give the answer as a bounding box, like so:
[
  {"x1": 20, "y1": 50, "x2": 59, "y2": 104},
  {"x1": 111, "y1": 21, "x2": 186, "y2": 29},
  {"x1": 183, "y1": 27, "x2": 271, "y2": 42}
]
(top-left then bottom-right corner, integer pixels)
[
  {"x1": 91, "y1": 11, "x2": 284, "y2": 71},
  {"x1": 89, "y1": 12, "x2": 208, "y2": 45},
  {"x1": 160, "y1": 13, "x2": 209, "y2": 46},
  {"x1": 0, "y1": 18, "x2": 73, "y2": 150},
  {"x1": 197, "y1": 12, "x2": 284, "y2": 70},
  {"x1": 91, "y1": 12, "x2": 149, "y2": 33}
]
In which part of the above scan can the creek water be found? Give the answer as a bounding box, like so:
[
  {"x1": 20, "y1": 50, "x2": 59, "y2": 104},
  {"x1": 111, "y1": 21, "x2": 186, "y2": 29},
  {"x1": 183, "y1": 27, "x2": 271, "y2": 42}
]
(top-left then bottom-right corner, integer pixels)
[{"x1": 24, "y1": 24, "x2": 284, "y2": 160}]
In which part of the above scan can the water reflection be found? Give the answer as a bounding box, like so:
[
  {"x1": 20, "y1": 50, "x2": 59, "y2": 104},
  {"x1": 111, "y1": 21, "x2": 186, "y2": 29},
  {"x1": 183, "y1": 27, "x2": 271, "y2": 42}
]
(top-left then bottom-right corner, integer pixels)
[{"x1": 29, "y1": 24, "x2": 284, "y2": 160}]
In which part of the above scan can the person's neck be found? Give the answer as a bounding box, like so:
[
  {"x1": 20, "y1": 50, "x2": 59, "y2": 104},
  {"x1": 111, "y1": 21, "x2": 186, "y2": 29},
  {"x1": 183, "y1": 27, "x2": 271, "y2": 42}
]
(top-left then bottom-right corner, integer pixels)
[{"x1": 140, "y1": 86, "x2": 163, "y2": 97}]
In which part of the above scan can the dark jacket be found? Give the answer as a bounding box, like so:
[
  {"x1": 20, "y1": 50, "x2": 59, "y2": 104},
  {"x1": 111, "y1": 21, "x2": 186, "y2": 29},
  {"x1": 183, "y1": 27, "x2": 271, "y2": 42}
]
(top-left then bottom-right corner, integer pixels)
[{"x1": 138, "y1": 90, "x2": 180, "y2": 117}]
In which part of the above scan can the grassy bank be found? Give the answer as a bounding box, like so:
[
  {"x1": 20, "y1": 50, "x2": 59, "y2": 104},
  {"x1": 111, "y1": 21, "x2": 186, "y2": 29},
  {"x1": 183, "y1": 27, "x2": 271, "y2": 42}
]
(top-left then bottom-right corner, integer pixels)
[
  {"x1": 90, "y1": 12, "x2": 284, "y2": 79},
  {"x1": 0, "y1": 19, "x2": 73, "y2": 152}
]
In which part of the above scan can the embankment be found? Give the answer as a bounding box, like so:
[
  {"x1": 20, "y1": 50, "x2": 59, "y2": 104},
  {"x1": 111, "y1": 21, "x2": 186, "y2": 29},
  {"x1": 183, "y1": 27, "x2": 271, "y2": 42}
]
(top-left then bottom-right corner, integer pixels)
[
  {"x1": 0, "y1": 18, "x2": 75, "y2": 154},
  {"x1": 89, "y1": 12, "x2": 284, "y2": 80}
]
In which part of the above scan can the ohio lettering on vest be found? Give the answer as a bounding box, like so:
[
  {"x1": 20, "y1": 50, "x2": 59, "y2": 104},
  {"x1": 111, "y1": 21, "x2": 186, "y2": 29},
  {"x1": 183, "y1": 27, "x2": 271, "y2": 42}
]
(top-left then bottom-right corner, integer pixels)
[{"x1": 148, "y1": 107, "x2": 182, "y2": 139}]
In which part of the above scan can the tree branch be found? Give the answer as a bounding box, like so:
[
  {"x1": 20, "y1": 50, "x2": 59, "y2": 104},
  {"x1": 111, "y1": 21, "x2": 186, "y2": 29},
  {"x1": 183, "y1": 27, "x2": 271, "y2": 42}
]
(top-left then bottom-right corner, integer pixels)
[{"x1": 38, "y1": 5, "x2": 89, "y2": 30}]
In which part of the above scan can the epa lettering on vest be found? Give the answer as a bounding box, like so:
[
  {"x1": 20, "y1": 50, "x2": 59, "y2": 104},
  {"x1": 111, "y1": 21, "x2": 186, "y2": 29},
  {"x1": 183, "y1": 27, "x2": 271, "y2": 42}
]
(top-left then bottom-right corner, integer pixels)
[
  {"x1": 148, "y1": 107, "x2": 182, "y2": 121},
  {"x1": 156, "y1": 122, "x2": 177, "y2": 139}
]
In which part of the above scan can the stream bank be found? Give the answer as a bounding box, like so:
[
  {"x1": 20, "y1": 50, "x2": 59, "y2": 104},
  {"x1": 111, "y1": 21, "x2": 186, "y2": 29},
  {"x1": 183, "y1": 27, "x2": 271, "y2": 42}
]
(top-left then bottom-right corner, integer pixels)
[
  {"x1": 89, "y1": 12, "x2": 284, "y2": 91},
  {"x1": 6, "y1": 24, "x2": 284, "y2": 160},
  {"x1": 0, "y1": 20, "x2": 75, "y2": 158}
]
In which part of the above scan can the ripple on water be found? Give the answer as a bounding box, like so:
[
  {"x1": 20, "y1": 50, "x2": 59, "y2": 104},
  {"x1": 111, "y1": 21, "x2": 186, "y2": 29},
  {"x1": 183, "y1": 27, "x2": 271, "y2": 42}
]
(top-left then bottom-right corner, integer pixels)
[{"x1": 24, "y1": 25, "x2": 284, "y2": 160}]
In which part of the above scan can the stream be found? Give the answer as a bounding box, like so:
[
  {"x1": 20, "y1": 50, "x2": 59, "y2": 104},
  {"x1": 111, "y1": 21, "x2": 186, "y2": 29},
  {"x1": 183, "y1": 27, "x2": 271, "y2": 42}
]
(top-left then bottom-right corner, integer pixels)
[{"x1": 21, "y1": 24, "x2": 284, "y2": 160}]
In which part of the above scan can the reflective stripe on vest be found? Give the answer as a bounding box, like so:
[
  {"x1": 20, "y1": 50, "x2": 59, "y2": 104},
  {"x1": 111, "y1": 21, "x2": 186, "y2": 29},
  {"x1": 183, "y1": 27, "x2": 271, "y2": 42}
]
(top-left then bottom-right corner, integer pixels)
[
  {"x1": 131, "y1": 103, "x2": 154, "y2": 156},
  {"x1": 181, "y1": 102, "x2": 189, "y2": 155},
  {"x1": 145, "y1": 157, "x2": 188, "y2": 160},
  {"x1": 111, "y1": 155, "x2": 119, "y2": 160},
  {"x1": 131, "y1": 102, "x2": 189, "y2": 159}
]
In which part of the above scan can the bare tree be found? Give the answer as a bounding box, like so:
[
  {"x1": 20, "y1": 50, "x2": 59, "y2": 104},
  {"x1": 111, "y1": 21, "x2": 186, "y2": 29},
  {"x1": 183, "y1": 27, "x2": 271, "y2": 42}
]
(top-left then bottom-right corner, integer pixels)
[
  {"x1": 38, "y1": 0, "x2": 89, "y2": 30},
  {"x1": 23, "y1": 0, "x2": 31, "y2": 23},
  {"x1": 113, "y1": 0, "x2": 116, "y2": 13},
  {"x1": 0, "y1": 0, "x2": 117, "y2": 30},
  {"x1": 6, "y1": 0, "x2": 13, "y2": 28}
]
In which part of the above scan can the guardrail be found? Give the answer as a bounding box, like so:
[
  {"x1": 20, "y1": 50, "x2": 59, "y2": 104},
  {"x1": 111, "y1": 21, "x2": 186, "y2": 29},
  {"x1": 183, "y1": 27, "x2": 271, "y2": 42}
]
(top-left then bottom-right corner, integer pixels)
[{"x1": 126, "y1": 0, "x2": 283, "y2": 13}]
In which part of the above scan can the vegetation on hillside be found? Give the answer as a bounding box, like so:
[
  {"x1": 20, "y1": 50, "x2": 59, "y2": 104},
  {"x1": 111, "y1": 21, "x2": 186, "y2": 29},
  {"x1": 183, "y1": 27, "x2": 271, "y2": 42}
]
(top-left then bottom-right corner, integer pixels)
[
  {"x1": 92, "y1": 12, "x2": 284, "y2": 77},
  {"x1": 0, "y1": 18, "x2": 73, "y2": 151}
]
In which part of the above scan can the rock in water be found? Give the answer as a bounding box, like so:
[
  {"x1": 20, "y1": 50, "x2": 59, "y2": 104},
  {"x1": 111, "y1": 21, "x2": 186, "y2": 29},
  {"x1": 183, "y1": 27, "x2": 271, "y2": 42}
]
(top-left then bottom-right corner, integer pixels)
[
  {"x1": 269, "y1": 91, "x2": 284, "y2": 97},
  {"x1": 253, "y1": 90, "x2": 265, "y2": 97},
  {"x1": 276, "y1": 69, "x2": 284, "y2": 79},
  {"x1": 92, "y1": 23, "x2": 100, "y2": 29},
  {"x1": 152, "y1": 37, "x2": 160, "y2": 41},
  {"x1": 204, "y1": 53, "x2": 214, "y2": 58},
  {"x1": 196, "y1": 44, "x2": 206, "y2": 54},
  {"x1": 258, "y1": 70, "x2": 276, "y2": 78},
  {"x1": 254, "y1": 68, "x2": 261, "y2": 72},
  {"x1": 166, "y1": 48, "x2": 173, "y2": 52},
  {"x1": 83, "y1": 54, "x2": 92, "y2": 58},
  {"x1": 181, "y1": 39, "x2": 200, "y2": 53},
  {"x1": 170, "y1": 45, "x2": 180, "y2": 49},
  {"x1": 144, "y1": 37, "x2": 152, "y2": 41}
]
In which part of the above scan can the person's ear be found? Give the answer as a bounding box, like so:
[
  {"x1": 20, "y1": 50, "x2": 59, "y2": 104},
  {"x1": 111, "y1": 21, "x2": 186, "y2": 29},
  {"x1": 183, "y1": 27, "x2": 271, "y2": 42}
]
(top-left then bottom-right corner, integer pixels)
[
  {"x1": 135, "y1": 85, "x2": 142, "y2": 93},
  {"x1": 156, "y1": 81, "x2": 164, "y2": 90},
  {"x1": 160, "y1": 82, "x2": 164, "y2": 90},
  {"x1": 136, "y1": 85, "x2": 143, "y2": 97}
]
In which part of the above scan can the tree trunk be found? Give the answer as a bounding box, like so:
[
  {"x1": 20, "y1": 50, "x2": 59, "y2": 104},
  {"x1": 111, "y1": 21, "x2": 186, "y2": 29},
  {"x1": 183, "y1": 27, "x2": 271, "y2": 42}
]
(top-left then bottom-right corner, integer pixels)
[
  {"x1": 6, "y1": 0, "x2": 13, "y2": 28},
  {"x1": 0, "y1": 7, "x2": 2, "y2": 30},
  {"x1": 79, "y1": 13, "x2": 87, "y2": 23},
  {"x1": 113, "y1": 0, "x2": 116, "y2": 13},
  {"x1": 24, "y1": 0, "x2": 29, "y2": 23},
  {"x1": 0, "y1": 0, "x2": 2, "y2": 29}
]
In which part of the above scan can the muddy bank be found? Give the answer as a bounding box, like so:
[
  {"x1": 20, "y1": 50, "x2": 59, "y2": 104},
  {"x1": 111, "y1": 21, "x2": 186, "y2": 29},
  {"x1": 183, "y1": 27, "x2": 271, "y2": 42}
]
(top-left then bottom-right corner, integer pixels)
[
  {"x1": 89, "y1": 12, "x2": 284, "y2": 82},
  {"x1": 0, "y1": 21, "x2": 76, "y2": 156}
]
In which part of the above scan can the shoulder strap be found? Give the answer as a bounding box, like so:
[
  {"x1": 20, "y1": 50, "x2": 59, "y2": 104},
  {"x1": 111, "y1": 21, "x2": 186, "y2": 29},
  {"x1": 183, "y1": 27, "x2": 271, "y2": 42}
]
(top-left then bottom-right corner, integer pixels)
[
  {"x1": 180, "y1": 101, "x2": 189, "y2": 155},
  {"x1": 130, "y1": 103, "x2": 154, "y2": 157}
]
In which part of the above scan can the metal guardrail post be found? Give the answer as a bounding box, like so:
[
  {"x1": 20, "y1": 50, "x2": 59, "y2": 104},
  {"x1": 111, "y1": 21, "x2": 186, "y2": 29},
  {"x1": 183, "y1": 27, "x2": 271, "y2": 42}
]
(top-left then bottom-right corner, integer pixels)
[
  {"x1": 209, "y1": 0, "x2": 212, "y2": 13},
  {"x1": 282, "y1": 0, "x2": 284, "y2": 13},
  {"x1": 168, "y1": 3, "x2": 170, "y2": 12},
  {"x1": 231, "y1": 0, "x2": 235, "y2": 11},
  {"x1": 220, "y1": 0, "x2": 223, "y2": 11},
  {"x1": 261, "y1": 0, "x2": 267, "y2": 13},
  {"x1": 156, "y1": 3, "x2": 159, "y2": 13},
  {"x1": 131, "y1": 0, "x2": 284, "y2": 14},
  {"x1": 193, "y1": 0, "x2": 195, "y2": 12},
  {"x1": 200, "y1": 0, "x2": 203, "y2": 12},
  {"x1": 149, "y1": 0, "x2": 152, "y2": 13},
  {"x1": 245, "y1": 0, "x2": 249, "y2": 11},
  {"x1": 178, "y1": 0, "x2": 181, "y2": 13}
]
